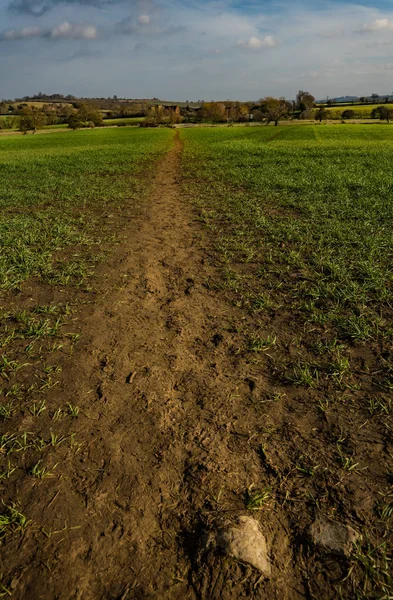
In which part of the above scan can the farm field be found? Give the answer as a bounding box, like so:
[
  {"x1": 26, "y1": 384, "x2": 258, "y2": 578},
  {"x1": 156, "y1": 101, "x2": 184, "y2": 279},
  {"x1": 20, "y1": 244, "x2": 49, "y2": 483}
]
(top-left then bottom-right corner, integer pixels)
[
  {"x1": 103, "y1": 116, "x2": 145, "y2": 125},
  {"x1": 180, "y1": 124, "x2": 393, "y2": 598},
  {"x1": 314, "y1": 103, "x2": 393, "y2": 119},
  {"x1": 0, "y1": 127, "x2": 174, "y2": 597},
  {"x1": 0, "y1": 115, "x2": 145, "y2": 132},
  {"x1": 0, "y1": 124, "x2": 392, "y2": 599},
  {"x1": 0, "y1": 115, "x2": 17, "y2": 129}
]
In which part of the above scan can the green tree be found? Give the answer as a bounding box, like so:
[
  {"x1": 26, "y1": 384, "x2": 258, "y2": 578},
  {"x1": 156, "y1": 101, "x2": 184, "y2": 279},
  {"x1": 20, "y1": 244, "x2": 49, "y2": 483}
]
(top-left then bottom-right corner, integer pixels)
[
  {"x1": 372, "y1": 106, "x2": 393, "y2": 123},
  {"x1": 77, "y1": 104, "x2": 104, "y2": 127},
  {"x1": 296, "y1": 90, "x2": 315, "y2": 118},
  {"x1": 315, "y1": 107, "x2": 328, "y2": 122},
  {"x1": 67, "y1": 105, "x2": 104, "y2": 129},
  {"x1": 67, "y1": 113, "x2": 84, "y2": 129},
  {"x1": 18, "y1": 108, "x2": 46, "y2": 133},
  {"x1": 341, "y1": 109, "x2": 355, "y2": 120}
]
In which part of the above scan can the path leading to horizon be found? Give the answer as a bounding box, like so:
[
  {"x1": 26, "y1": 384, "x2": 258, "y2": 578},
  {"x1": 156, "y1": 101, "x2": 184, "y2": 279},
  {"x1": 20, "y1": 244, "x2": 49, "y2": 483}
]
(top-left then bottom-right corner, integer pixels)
[{"x1": 3, "y1": 131, "x2": 303, "y2": 600}]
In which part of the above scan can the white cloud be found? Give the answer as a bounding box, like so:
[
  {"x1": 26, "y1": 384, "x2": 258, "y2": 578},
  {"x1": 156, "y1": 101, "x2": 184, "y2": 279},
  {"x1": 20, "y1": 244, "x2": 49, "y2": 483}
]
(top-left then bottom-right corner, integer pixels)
[
  {"x1": 0, "y1": 21, "x2": 98, "y2": 41},
  {"x1": 138, "y1": 15, "x2": 151, "y2": 25},
  {"x1": 4, "y1": 0, "x2": 393, "y2": 100},
  {"x1": 360, "y1": 18, "x2": 393, "y2": 32},
  {"x1": 115, "y1": 14, "x2": 184, "y2": 38},
  {"x1": 50, "y1": 22, "x2": 98, "y2": 40},
  {"x1": 237, "y1": 35, "x2": 276, "y2": 50},
  {"x1": 1, "y1": 26, "x2": 42, "y2": 40}
]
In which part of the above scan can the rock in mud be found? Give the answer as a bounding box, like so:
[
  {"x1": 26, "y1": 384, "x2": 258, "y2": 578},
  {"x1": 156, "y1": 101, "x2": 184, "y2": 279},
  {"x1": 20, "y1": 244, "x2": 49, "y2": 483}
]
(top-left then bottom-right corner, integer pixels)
[
  {"x1": 310, "y1": 514, "x2": 360, "y2": 558},
  {"x1": 203, "y1": 515, "x2": 271, "y2": 576}
]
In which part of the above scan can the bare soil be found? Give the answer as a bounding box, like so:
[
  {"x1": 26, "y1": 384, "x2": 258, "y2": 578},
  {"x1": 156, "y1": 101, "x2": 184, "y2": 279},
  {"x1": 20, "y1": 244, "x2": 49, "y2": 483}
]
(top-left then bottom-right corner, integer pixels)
[{"x1": 1, "y1": 131, "x2": 389, "y2": 599}]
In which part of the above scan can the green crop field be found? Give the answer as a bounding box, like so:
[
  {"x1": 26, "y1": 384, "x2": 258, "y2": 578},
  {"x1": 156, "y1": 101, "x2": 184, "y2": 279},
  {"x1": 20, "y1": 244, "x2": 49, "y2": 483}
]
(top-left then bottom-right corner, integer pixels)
[
  {"x1": 103, "y1": 116, "x2": 145, "y2": 126},
  {"x1": 0, "y1": 115, "x2": 17, "y2": 129},
  {"x1": 1, "y1": 123, "x2": 393, "y2": 598},
  {"x1": 42, "y1": 122, "x2": 68, "y2": 129},
  {"x1": 0, "y1": 128, "x2": 172, "y2": 573},
  {"x1": 314, "y1": 103, "x2": 393, "y2": 119},
  {"x1": 181, "y1": 125, "x2": 393, "y2": 337},
  {"x1": 0, "y1": 127, "x2": 171, "y2": 291},
  {"x1": 180, "y1": 124, "x2": 393, "y2": 597}
]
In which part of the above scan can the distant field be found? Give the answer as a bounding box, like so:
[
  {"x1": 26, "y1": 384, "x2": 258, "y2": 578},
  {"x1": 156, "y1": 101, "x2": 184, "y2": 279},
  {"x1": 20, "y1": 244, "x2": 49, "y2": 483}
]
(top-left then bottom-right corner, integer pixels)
[
  {"x1": 41, "y1": 117, "x2": 145, "y2": 129},
  {"x1": 313, "y1": 103, "x2": 393, "y2": 119},
  {"x1": 181, "y1": 124, "x2": 393, "y2": 598},
  {"x1": 42, "y1": 123, "x2": 68, "y2": 129},
  {"x1": 103, "y1": 116, "x2": 145, "y2": 125},
  {"x1": 1, "y1": 116, "x2": 145, "y2": 132},
  {"x1": 10, "y1": 101, "x2": 73, "y2": 109},
  {"x1": 0, "y1": 115, "x2": 17, "y2": 129}
]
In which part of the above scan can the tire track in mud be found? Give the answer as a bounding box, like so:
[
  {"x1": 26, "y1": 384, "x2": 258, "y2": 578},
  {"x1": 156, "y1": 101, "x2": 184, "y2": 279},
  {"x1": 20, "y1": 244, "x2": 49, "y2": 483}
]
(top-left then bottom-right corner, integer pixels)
[{"x1": 16, "y1": 131, "x2": 299, "y2": 600}]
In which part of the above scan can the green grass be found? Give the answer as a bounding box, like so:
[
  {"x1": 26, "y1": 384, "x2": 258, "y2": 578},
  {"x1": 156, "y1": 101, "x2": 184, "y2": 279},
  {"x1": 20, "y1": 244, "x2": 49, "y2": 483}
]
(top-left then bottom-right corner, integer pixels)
[
  {"x1": 103, "y1": 117, "x2": 145, "y2": 126},
  {"x1": 0, "y1": 127, "x2": 172, "y2": 560},
  {"x1": 42, "y1": 123, "x2": 68, "y2": 129},
  {"x1": 181, "y1": 125, "x2": 393, "y2": 348},
  {"x1": 180, "y1": 124, "x2": 393, "y2": 597},
  {"x1": 0, "y1": 503, "x2": 29, "y2": 538},
  {"x1": 0, "y1": 127, "x2": 171, "y2": 290},
  {"x1": 0, "y1": 115, "x2": 18, "y2": 130}
]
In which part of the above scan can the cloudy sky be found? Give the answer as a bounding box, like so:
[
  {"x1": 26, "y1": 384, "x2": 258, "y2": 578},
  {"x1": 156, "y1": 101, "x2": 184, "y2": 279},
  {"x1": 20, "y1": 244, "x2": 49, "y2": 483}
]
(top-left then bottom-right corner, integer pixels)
[{"x1": 0, "y1": 0, "x2": 393, "y2": 100}]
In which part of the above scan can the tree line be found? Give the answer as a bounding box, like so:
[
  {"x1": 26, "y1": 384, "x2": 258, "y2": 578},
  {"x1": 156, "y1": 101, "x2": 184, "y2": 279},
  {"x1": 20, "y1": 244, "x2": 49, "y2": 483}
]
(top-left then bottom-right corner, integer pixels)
[
  {"x1": 2, "y1": 89, "x2": 393, "y2": 133},
  {"x1": 140, "y1": 91, "x2": 316, "y2": 127},
  {"x1": 0, "y1": 103, "x2": 104, "y2": 133}
]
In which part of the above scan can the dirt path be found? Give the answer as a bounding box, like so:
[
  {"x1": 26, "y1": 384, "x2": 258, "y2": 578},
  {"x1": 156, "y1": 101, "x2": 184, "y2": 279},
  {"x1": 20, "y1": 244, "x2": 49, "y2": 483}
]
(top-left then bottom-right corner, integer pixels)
[{"x1": 8, "y1": 131, "x2": 301, "y2": 600}]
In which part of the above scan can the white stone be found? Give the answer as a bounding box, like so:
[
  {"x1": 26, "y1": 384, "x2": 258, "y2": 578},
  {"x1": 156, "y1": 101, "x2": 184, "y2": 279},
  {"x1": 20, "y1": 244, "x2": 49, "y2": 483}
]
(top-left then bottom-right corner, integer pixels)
[{"x1": 214, "y1": 516, "x2": 271, "y2": 576}]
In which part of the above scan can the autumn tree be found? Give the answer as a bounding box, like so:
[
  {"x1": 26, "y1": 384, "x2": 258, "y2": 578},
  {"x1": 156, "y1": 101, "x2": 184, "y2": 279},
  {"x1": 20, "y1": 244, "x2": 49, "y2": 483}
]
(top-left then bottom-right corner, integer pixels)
[
  {"x1": 200, "y1": 102, "x2": 226, "y2": 123},
  {"x1": 260, "y1": 97, "x2": 289, "y2": 126},
  {"x1": 251, "y1": 109, "x2": 264, "y2": 122},
  {"x1": 167, "y1": 108, "x2": 183, "y2": 125},
  {"x1": 144, "y1": 105, "x2": 165, "y2": 125},
  {"x1": 228, "y1": 102, "x2": 250, "y2": 122}
]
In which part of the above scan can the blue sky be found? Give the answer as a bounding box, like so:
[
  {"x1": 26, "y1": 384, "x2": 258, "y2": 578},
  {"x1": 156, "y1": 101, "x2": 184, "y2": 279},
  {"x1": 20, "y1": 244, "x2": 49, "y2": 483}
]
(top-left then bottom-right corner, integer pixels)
[{"x1": 0, "y1": 0, "x2": 393, "y2": 100}]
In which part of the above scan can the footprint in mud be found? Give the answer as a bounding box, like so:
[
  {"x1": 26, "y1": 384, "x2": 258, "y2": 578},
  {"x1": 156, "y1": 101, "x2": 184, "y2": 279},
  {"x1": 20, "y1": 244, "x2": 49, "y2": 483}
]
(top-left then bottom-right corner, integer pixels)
[
  {"x1": 185, "y1": 277, "x2": 195, "y2": 295},
  {"x1": 145, "y1": 274, "x2": 166, "y2": 296}
]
